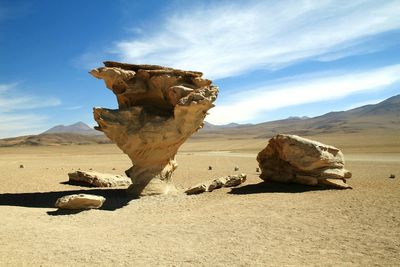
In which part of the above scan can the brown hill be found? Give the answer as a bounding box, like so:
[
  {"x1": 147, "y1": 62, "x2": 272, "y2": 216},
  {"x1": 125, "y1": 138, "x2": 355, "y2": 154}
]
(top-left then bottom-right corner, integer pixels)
[
  {"x1": 1, "y1": 95, "x2": 398, "y2": 146},
  {"x1": 0, "y1": 133, "x2": 110, "y2": 147},
  {"x1": 42, "y1": 122, "x2": 102, "y2": 135},
  {"x1": 194, "y1": 94, "x2": 400, "y2": 138}
]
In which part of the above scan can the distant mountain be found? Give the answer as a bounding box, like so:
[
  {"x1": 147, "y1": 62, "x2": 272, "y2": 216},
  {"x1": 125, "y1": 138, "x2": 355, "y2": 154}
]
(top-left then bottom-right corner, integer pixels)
[
  {"x1": 195, "y1": 94, "x2": 400, "y2": 138},
  {"x1": 0, "y1": 122, "x2": 108, "y2": 147},
  {"x1": 0, "y1": 133, "x2": 110, "y2": 147},
  {"x1": 203, "y1": 121, "x2": 254, "y2": 130},
  {"x1": 1, "y1": 95, "x2": 399, "y2": 146},
  {"x1": 42, "y1": 122, "x2": 101, "y2": 136}
]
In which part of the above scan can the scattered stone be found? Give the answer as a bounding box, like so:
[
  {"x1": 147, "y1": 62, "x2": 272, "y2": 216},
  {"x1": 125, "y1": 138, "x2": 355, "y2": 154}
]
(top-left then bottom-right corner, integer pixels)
[
  {"x1": 257, "y1": 134, "x2": 352, "y2": 189},
  {"x1": 68, "y1": 170, "x2": 132, "y2": 187},
  {"x1": 208, "y1": 166, "x2": 213, "y2": 170},
  {"x1": 185, "y1": 173, "x2": 247, "y2": 195},
  {"x1": 234, "y1": 166, "x2": 239, "y2": 171},
  {"x1": 55, "y1": 194, "x2": 105, "y2": 209},
  {"x1": 89, "y1": 168, "x2": 93, "y2": 170},
  {"x1": 184, "y1": 183, "x2": 208, "y2": 195},
  {"x1": 112, "y1": 168, "x2": 116, "y2": 170},
  {"x1": 91, "y1": 61, "x2": 218, "y2": 197},
  {"x1": 256, "y1": 167, "x2": 260, "y2": 172},
  {"x1": 224, "y1": 174, "x2": 247, "y2": 187},
  {"x1": 19, "y1": 164, "x2": 24, "y2": 169},
  {"x1": 389, "y1": 174, "x2": 395, "y2": 179}
]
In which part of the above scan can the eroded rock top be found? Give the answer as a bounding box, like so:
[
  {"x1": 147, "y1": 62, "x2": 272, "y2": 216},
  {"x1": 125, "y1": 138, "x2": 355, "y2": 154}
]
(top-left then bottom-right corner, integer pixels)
[{"x1": 90, "y1": 61, "x2": 218, "y2": 117}]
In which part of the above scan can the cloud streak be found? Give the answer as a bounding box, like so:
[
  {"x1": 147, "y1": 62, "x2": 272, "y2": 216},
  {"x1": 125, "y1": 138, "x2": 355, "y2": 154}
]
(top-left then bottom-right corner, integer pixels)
[
  {"x1": 207, "y1": 64, "x2": 400, "y2": 124},
  {"x1": 0, "y1": 83, "x2": 61, "y2": 112},
  {"x1": 0, "y1": 82, "x2": 61, "y2": 138},
  {"x1": 113, "y1": 0, "x2": 400, "y2": 79},
  {"x1": 0, "y1": 113, "x2": 48, "y2": 138}
]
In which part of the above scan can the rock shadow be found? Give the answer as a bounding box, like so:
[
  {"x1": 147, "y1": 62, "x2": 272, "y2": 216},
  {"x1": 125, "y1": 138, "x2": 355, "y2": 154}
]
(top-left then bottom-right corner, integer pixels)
[
  {"x1": 60, "y1": 180, "x2": 95, "y2": 187},
  {"x1": 229, "y1": 181, "x2": 331, "y2": 195},
  {"x1": 0, "y1": 189, "x2": 137, "y2": 216}
]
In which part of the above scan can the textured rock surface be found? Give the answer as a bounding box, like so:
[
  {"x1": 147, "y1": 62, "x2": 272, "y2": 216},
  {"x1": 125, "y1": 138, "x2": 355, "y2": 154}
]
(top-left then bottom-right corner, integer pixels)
[
  {"x1": 68, "y1": 170, "x2": 132, "y2": 187},
  {"x1": 257, "y1": 134, "x2": 352, "y2": 189},
  {"x1": 185, "y1": 173, "x2": 247, "y2": 195},
  {"x1": 90, "y1": 61, "x2": 218, "y2": 196},
  {"x1": 55, "y1": 194, "x2": 105, "y2": 209}
]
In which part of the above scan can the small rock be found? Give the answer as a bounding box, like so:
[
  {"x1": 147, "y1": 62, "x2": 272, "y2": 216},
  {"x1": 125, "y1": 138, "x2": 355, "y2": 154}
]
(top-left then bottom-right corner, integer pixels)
[
  {"x1": 256, "y1": 167, "x2": 260, "y2": 172},
  {"x1": 389, "y1": 174, "x2": 395, "y2": 179},
  {"x1": 112, "y1": 168, "x2": 116, "y2": 170},
  {"x1": 224, "y1": 173, "x2": 247, "y2": 187},
  {"x1": 208, "y1": 166, "x2": 213, "y2": 170},
  {"x1": 89, "y1": 168, "x2": 93, "y2": 170},
  {"x1": 55, "y1": 194, "x2": 105, "y2": 209},
  {"x1": 19, "y1": 164, "x2": 24, "y2": 169},
  {"x1": 185, "y1": 173, "x2": 247, "y2": 195},
  {"x1": 234, "y1": 166, "x2": 239, "y2": 171},
  {"x1": 185, "y1": 183, "x2": 207, "y2": 195}
]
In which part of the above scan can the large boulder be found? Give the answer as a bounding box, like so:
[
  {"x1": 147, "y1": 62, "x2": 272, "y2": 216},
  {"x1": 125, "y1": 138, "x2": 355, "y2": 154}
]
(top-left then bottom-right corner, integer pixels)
[
  {"x1": 55, "y1": 194, "x2": 105, "y2": 209},
  {"x1": 68, "y1": 170, "x2": 132, "y2": 187},
  {"x1": 90, "y1": 61, "x2": 218, "y2": 197},
  {"x1": 257, "y1": 134, "x2": 352, "y2": 189}
]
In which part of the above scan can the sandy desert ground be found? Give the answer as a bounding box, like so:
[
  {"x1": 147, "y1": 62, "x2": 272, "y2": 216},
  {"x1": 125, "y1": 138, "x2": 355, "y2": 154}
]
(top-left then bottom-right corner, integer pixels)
[{"x1": 0, "y1": 135, "x2": 399, "y2": 266}]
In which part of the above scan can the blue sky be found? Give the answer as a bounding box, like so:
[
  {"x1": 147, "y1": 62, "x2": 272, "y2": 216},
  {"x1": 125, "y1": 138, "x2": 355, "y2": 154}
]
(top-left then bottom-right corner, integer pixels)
[{"x1": 1, "y1": 0, "x2": 400, "y2": 137}]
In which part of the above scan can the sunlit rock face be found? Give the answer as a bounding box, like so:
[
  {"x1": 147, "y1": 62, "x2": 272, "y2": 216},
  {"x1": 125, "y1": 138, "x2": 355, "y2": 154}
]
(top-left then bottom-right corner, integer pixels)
[
  {"x1": 257, "y1": 134, "x2": 352, "y2": 189},
  {"x1": 90, "y1": 61, "x2": 218, "y2": 196}
]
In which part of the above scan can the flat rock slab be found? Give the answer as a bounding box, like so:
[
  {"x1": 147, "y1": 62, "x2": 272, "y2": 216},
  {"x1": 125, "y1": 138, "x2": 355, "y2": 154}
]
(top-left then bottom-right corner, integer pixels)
[
  {"x1": 55, "y1": 194, "x2": 105, "y2": 209},
  {"x1": 185, "y1": 173, "x2": 247, "y2": 195},
  {"x1": 68, "y1": 170, "x2": 132, "y2": 187}
]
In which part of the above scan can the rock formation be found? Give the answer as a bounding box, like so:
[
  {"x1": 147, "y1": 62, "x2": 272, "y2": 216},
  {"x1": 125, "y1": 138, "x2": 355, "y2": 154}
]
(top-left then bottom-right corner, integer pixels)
[
  {"x1": 68, "y1": 170, "x2": 132, "y2": 187},
  {"x1": 185, "y1": 173, "x2": 247, "y2": 195},
  {"x1": 90, "y1": 61, "x2": 218, "y2": 196},
  {"x1": 257, "y1": 134, "x2": 352, "y2": 189},
  {"x1": 55, "y1": 194, "x2": 105, "y2": 209}
]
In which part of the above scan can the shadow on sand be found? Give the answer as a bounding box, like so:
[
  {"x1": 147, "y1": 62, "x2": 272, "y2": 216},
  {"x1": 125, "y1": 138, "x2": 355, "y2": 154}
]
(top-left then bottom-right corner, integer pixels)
[
  {"x1": 229, "y1": 181, "x2": 331, "y2": 195},
  {"x1": 0, "y1": 189, "x2": 137, "y2": 216}
]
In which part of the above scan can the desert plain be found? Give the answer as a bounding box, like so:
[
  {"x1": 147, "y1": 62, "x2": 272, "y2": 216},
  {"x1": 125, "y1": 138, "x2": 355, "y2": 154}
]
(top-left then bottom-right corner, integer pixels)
[{"x1": 0, "y1": 132, "x2": 399, "y2": 266}]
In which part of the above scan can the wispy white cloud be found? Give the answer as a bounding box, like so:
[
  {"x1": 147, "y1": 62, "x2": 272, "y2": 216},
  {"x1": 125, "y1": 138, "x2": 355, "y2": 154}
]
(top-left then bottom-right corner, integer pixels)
[
  {"x1": 113, "y1": 0, "x2": 400, "y2": 79},
  {"x1": 0, "y1": 82, "x2": 61, "y2": 138},
  {"x1": 207, "y1": 64, "x2": 400, "y2": 124},
  {"x1": 0, "y1": 82, "x2": 61, "y2": 112},
  {"x1": 0, "y1": 82, "x2": 18, "y2": 92},
  {"x1": 0, "y1": 113, "x2": 48, "y2": 138},
  {"x1": 63, "y1": 105, "x2": 83, "y2": 110}
]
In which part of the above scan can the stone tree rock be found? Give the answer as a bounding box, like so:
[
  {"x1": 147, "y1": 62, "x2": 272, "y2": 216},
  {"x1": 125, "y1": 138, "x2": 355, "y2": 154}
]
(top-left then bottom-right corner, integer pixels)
[
  {"x1": 257, "y1": 134, "x2": 352, "y2": 189},
  {"x1": 90, "y1": 61, "x2": 218, "y2": 196}
]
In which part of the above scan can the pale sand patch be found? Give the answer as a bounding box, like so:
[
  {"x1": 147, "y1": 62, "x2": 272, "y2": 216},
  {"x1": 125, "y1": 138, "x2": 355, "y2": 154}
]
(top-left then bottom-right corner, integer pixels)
[{"x1": 0, "y1": 144, "x2": 399, "y2": 266}]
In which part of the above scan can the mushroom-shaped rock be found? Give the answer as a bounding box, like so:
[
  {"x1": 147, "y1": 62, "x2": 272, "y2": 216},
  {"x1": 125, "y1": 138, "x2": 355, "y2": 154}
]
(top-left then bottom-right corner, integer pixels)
[
  {"x1": 68, "y1": 170, "x2": 132, "y2": 187},
  {"x1": 90, "y1": 61, "x2": 218, "y2": 197},
  {"x1": 257, "y1": 134, "x2": 352, "y2": 189},
  {"x1": 55, "y1": 194, "x2": 105, "y2": 209}
]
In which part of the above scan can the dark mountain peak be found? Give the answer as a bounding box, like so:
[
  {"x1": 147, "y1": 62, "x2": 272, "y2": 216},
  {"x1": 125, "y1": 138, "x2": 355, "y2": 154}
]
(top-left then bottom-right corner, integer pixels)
[
  {"x1": 380, "y1": 94, "x2": 400, "y2": 104},
  {"x1": 42, "y1": 122, "x2": 100, "y2": 136}
]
